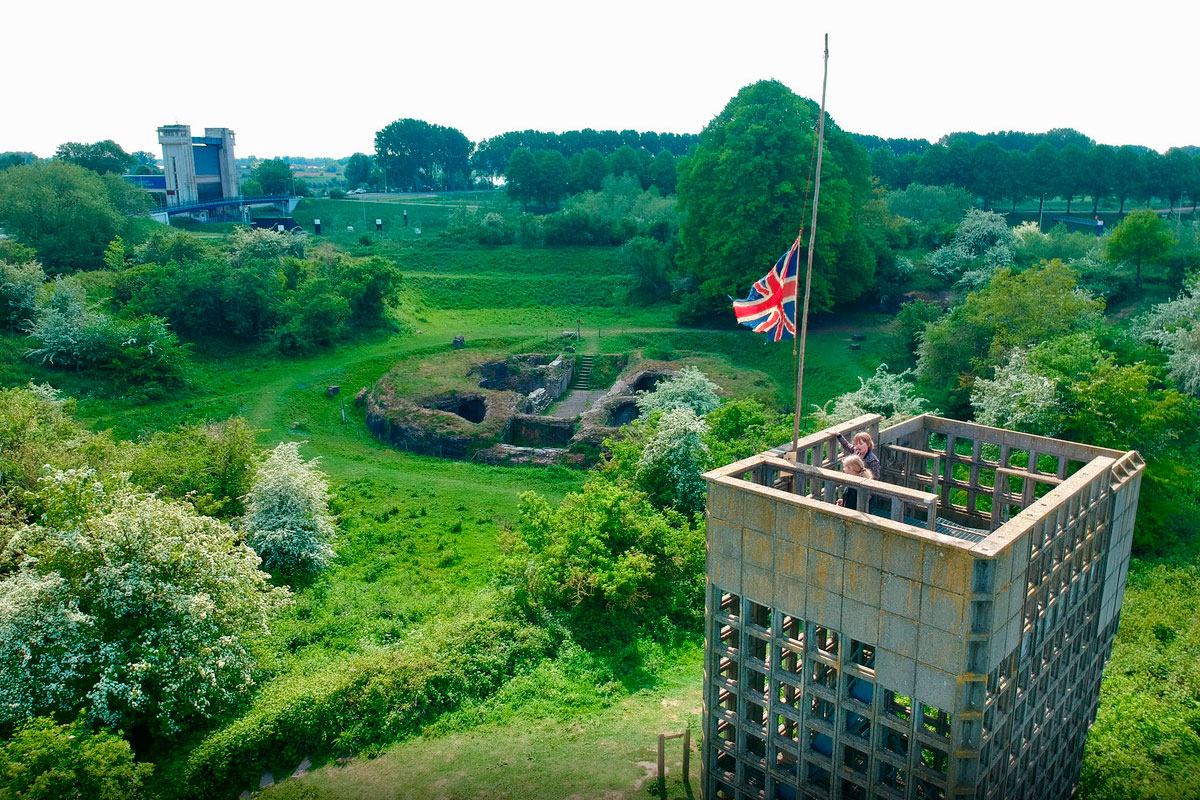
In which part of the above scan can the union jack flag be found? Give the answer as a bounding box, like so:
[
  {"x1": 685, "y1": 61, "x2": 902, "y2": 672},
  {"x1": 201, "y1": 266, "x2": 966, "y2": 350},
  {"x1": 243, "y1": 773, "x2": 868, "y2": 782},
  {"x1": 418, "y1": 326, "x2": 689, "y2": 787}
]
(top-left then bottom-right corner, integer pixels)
[{"x1": 732, "y1": 238, "x2": 800, "y2": 342}]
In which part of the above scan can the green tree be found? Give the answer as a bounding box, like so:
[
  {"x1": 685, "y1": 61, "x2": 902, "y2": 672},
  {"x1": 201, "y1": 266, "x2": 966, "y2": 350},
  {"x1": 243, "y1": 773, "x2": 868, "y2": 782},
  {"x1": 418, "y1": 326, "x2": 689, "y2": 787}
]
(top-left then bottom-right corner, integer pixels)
[
  {"x1": 54, "y1": 140, "x2": 135, "y2": 175},
  {"x1": 532, "y1": 150, "x2": 569, "y2": 209},
  {"x1": 251, "y1": 159, "x2": 294, "y2": 195},
  {"x1": 0, "y1": 161, "x2": 144, "y2": 273},
  {"x1": 1112, "y1": 145, "x2": 1147, "y2": 213},
  {"x1": 648, "y1": 149, "x2": 677, "y2": 194},
  {"x1": 916, "y1": 261, "x2": 1104, "y2": 413},
  {"x1": 606, "y1": 144, "x2": 642, "y2": 181},
  {"x1": 344, "y1": 152, "x2": 373, "y2": 188},
  {"x1": 374, "y1": 118, "x2": 471, "y2": 191},
  {"x1": 0, "y1": 716, "x2": 153, "y2": 800},
  {"x1": 1027, "y1": 141, "x2": 1060, "y2": 223},
  {"x1": 567, "y1": 148, "x2": 606, "y2": 194},
  {"x1": 676, "y1": 80, "x2": 871, "y2": 320},
  {"x1": 1105, "y1": 209, "x2": 1175, "y2": 288},
  {"x1": 0, "y1": 152, "x2": 34, "y2": 171},
  {"x1": 968, "y1": 141, "x2": 1007, "y2": 210},
  {"x1": 1056, "y1": 143, "x2": 1088, "y2": 213},
  {"x1": 505, "y1": 147, "x2": 537, "y2": 208},
  {"x1": 1085, "y1": 144, "x2": 1116, "y2": 213}
]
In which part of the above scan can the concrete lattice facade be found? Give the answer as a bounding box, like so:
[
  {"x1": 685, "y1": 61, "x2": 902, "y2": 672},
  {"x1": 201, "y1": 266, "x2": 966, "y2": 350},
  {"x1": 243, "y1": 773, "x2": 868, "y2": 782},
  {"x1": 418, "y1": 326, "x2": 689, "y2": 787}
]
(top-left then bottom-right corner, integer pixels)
[
  {"x1": 701, "y1": 414, "x2": 1143, "y2": 800},
  {"x1": 157, "y1": 124, "x2": 237, "y2": 206}
]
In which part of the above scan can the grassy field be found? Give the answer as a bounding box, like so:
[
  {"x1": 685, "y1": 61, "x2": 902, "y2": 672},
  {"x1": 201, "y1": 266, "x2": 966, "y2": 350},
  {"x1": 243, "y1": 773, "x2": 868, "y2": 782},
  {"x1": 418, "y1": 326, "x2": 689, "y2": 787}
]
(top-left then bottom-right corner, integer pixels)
[{"x1": 0, "y1": 232, "x2": 896, "y2": 798}]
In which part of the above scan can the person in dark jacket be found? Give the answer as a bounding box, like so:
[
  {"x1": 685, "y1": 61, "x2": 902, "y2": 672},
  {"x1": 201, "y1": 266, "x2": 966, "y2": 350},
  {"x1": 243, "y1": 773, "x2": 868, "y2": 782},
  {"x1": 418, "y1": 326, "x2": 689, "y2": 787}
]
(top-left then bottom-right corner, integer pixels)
[
  {"x1": 837, "y1": 454, "x2": 868, "y2": 510},
  {"x1": 837, "y1": 431, "x2": 881, "y2": 480}
]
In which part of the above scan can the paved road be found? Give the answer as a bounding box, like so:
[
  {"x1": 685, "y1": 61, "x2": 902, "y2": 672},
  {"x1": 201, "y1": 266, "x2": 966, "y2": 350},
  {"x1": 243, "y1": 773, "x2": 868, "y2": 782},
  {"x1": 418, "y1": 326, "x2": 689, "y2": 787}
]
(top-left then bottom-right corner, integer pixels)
[{"x1": 548, "y1": 389, "x2": 607, "y2": 419}]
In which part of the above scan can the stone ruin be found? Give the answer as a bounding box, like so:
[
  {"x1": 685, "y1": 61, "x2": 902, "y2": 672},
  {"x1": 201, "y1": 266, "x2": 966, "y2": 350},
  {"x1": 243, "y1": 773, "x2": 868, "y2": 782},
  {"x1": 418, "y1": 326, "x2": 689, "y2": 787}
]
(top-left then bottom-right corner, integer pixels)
[{"x1": 365, "y1": 351, "x2": 676, "y2": 467}]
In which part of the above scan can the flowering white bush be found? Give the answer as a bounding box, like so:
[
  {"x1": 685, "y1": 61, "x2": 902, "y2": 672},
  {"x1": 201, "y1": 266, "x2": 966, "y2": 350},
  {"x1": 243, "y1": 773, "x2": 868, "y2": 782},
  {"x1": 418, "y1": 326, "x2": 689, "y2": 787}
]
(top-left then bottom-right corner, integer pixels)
[
  {"x1": 241, "y1": 442, "x2": 336, "y2": 575},
  {"x1": 228, "y1": 226, "x2": 305, "y2": 265},
  {"x1": 929, "y1": 209, "x2": 1015, "y2": 283},
  {"x1": 636, "y1": 408, "x2": 710, "y2": 515},
  {"x1": 0, "y1": 474, "x2": 289, "y2": 733},
  {"x1": 0, "y1": 260, "x2": 44, "y2": 329},
  {"x1": 811, "y1": 364, "x2": 930, "y2": 428},
  {"x1": 636, "y1": 366, "x2": 721, "y2": 415},
  {"x1": 970, "y1": 350, "x2": 1060, "y2": 436},
  {"x1": 1132, "y1": 277, "x2": 1200, "y2": 397}
]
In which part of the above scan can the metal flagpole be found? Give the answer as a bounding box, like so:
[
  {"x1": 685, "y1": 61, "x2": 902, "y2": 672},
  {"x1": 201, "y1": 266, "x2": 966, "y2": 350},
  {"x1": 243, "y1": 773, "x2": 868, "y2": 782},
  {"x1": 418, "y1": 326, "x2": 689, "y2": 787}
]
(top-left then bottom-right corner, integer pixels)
[{"x1": 793, "y1": 34, "x2": 830, "y2": 456}]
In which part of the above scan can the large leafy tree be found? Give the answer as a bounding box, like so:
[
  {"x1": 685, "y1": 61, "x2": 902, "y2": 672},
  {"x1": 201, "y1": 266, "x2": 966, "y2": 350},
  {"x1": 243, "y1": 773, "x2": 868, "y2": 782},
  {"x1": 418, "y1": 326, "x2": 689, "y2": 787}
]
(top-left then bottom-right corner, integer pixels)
[
  {"x1": 675, "y1": 80, "x2": 872, "y2": 320},
  {"x1": 54, "y1": 140, "x2": 135, "y2": 175},
  {"x1": 1105, "y1": 209, "x2": 1176, "y2": 288},
  {"x1": 0, "y1": 161, "x2": 148, "y2": 273},
  {"x1": 344, "y1": 152, "x2": 373, "y2": 188},
  {"x1": 250, "y1": 158, "x2": 294, "y2": 195},
  {"x1": 374, "y1": 118, "x2": 471, "y2": 191}
]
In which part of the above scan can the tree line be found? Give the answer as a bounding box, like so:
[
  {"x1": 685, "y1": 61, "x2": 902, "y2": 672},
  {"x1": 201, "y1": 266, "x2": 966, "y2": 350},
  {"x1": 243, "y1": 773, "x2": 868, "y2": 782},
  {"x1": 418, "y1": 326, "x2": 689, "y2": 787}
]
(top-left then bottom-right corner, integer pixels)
[{"x1": 865, "y1": 130, "x2": 1200, "y2": 214}]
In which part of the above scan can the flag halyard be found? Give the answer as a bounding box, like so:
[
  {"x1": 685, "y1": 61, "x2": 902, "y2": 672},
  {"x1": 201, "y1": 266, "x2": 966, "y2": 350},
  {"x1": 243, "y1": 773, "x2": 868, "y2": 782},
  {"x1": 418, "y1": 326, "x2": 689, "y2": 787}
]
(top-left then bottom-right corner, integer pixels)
[{"x1": 732, "y1": 238, "x2": 801, "y2": 342}]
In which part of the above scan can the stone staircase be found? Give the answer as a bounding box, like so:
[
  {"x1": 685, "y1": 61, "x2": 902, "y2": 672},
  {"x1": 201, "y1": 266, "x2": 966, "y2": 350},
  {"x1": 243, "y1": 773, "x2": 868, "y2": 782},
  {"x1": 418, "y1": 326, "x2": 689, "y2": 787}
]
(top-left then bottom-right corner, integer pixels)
[{"x1": 572, "y1": 356, "x2": 593, "y2": 390}]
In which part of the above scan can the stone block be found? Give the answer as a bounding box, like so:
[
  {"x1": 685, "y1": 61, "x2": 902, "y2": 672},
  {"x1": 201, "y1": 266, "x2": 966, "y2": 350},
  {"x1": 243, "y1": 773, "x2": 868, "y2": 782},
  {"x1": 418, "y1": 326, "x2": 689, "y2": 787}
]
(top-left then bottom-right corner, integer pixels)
[
  {"x1": 919, "y1": 586, "x2": 965, "y2": 635},
  {"x1": 882, "y1": 533, "x2": 923, "y2": 581},
  {"x1": 1009, "y1": 532, "x2": 1031, "y2": 578},
  {"x1": 917, "y1": 627, "x2": 965, "y2": 674},
  {"x1": 844, "y1": 524, "x2": 882, "y2": 568},
  {"x1": 841, "y1": 598, "x2": 880, "y2": 644},
  {"x1": 744, "y1": 528, "x2": 774, "y2": 570},
  {"x1": 1006, "y1": 577, "x2": 1026, "y2": 621},
  {"x1": 743, "y1": 566, "x2": 773, "y2": 603},
  {"x1": 806, "y1": 585, "x2": 842, "y2": 630},
  {"x1": 775, "y1": 504, "x2": 810, "y2": 546},
  {"x1": 922, "y1": 547, "x2": 972, "y2": 592},
  {"x1": 807, "y1": 550, "x2": 843, "y2": 594},
  {"x1": 777, "y1": 541, "x2": 806, "y2": 580},
  {"x1": 881, "y1": 574, "x2": 921, "y2": 619},
  {"x1": 876, "y1": 648, "x2": 916, "y2": 697},
  {"x1": 742, "y1": 492, "x2": 776, "y2": 534},
  {"x1": 708, "y1": 519, "x2": 742, "y2": 558},
  {"x1": 843, "y1": 561, "x2": 882, "y2": 606},
  {"x1": 914, "y1": 662, "x2": 956, "y2": 710},
  {"x1": 775, "y1": 576, "x2": 807, "y2": 618},
  {"x1": 707, "y1": 553, "x2": 741, "y2": 595},
  {"x1": 707, "y1": 482, "x2": 742, "y2": 524},
  {"x1": 809, "y1": 513, "x2": 845, "y2": 557},
  {"x1": 879, "y1": 612, "x2": 918, "y2": 660}
]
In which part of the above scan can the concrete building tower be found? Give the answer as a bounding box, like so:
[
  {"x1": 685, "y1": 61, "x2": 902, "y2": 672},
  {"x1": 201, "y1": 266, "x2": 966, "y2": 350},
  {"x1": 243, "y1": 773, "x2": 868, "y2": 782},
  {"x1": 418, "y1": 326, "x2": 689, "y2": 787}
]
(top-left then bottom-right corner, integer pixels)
[
  {"x1": 701, "y1": 414, "x2": 1143, "y2": 800},
  {"x1": 157, "y1": 124, "x2": 238, "y2": 206}
]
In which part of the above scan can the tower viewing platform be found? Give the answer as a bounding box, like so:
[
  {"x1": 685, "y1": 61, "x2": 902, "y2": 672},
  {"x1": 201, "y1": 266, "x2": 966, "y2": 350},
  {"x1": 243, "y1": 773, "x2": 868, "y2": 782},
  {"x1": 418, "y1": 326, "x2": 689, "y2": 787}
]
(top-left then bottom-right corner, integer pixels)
[{"x1": 701, "y1": 414, "x2": 1143, "y2": 800}]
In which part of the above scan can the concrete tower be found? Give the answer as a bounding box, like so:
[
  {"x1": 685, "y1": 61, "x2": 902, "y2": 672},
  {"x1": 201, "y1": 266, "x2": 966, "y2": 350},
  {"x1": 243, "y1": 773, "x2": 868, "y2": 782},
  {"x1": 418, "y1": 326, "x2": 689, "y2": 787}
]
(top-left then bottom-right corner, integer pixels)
[
  {"x1": 157, "y1": 124, "x2": 238, "y2": 206},
  {"x1": 701, "y1": 414, "x2": 1142, "y2": 800}
]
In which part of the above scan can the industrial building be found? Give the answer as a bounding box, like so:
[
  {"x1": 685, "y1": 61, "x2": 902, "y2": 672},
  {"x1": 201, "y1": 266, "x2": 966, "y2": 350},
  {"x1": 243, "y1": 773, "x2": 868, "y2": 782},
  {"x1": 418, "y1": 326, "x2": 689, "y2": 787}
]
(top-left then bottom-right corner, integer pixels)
[{"x1": 701, "y1": 414, "x2": 1143, "y2": 800}]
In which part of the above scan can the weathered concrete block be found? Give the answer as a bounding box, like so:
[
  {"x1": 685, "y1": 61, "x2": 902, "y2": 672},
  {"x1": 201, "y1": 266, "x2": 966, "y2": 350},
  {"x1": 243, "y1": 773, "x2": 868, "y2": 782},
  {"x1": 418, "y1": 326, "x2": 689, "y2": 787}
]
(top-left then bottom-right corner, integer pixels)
[
  {"x1": 807, "y1": 550, "x2": 843, "y2": 594},
  {"x1": 914, "y1": 662, "x2": 956, "y2": 711},
  {"x1": 775, "y1": 576, "x2": 807, "y2": 618},
  {"x1": 876, "y1": 648, "x2": 916, "y2": 697},
  {"x1": 922, "y1": 548, "x2": 972, "y2": 593},
  {"x1": 879, "y1": 612, "x2": 918, "y2": 660},
  {"x1": 1005, "y1": 615, "x2": 1023, "y2": 655},
  {"x1": 743, "y1": 566, "x2": 773, "y2": 602},
  {"x1": 919, "y1": 585, "x2": 965, "y2": 635},
  {"x1": 844, "y1": 524, "x2": 881, "y2": 568},
  {"x1": 742, "y1": 492, "x2": 775, "y2": 534},
  {"x1": 775, "y1": 504, "x2": 809, "y2": 545},
  {"x1": 881, "y1": 574, "x2": 921, "y2": 619},
  {"x1": 843, "y1": 561, "x2": 882, "y2": 606},
  {"x1": 809, "y1": 514, "x2": 845, "y2": 557},
  {"x1": 744, "y1": 528, "x2": 774, "y2": 570},
  {"x1": 708, "y1": 519, "x2": 742, "y2": 558},
  {"x1": 882, "y1": 533, "x2": 923, "y2": 581},
  {"x1": 708, "y1": 554, "x2": 741, "y2": 595},
  {"x1": 806, "y1": 585, "x2": 842, "y2": 630},
  {"x1": 917, "y1": 626, "x2": 966, "y2": 674},
  {"x1": 841, "y1": 598, "x2": 880, "y2": 644},
  {"x1": 707, "y1": 482, "x2": 742, "y2": 523},
  {"x1": 777, "y1": 541, "x2": 806, "y2": 579}
]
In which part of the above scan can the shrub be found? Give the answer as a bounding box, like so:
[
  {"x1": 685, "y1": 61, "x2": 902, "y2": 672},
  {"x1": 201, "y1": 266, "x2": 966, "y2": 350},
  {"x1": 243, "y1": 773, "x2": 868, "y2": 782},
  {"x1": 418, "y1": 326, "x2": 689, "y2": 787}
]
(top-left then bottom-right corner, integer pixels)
[
  {"x1": 636, "y1": 408, "x2": 710, "y2": 515},
  {"x1": 970, "y1": 349, "x2": 1059, "y2": 436},
  {"x1": 0, "y1": 259, "x2": 45, "y2": 329},
  {"x1": 635, "y1": 366, "x2": 721, "y2": 415},
  {"x1": 1, "y1": 473, "x2": 290, "y2": 735},
  {"x1": 0, "y1": 716, "x2": 153, "y2": 800},
  {"x1": 162, "y1": 602, "x2": 551, "y2": 800},
  {"x1": 812, "y1": 363, "x2": 929, "y2": 428},
  {"x1": 241, "y1": 442, "x2": 337, "y2": 575}
]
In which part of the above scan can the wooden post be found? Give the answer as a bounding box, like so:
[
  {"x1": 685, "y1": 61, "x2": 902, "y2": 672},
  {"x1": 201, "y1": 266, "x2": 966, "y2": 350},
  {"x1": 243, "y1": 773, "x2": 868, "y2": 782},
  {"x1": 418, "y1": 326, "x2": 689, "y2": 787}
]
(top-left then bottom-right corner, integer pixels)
[
  {"x1": 657, "y1": 733, "x2": 666, "y2": 783},
  {"x1": 682, "y1": 728, "x2": 691, "y2": 784}
]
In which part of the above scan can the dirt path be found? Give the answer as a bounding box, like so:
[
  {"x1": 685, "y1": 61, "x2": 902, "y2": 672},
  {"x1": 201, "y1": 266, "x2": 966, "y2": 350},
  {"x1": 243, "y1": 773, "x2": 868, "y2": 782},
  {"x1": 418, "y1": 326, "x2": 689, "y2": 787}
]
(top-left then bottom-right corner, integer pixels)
[{"x1": 548, "y1": 389, "x2": 607, "y2": 418}]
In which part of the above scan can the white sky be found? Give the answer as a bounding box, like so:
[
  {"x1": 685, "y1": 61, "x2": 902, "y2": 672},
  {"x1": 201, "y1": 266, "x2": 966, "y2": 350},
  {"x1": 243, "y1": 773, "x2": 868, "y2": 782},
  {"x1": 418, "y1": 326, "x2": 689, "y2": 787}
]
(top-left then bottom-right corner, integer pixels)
[{"x1": 4, "y1": 0, "x2": 1197, "y2": 159}]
